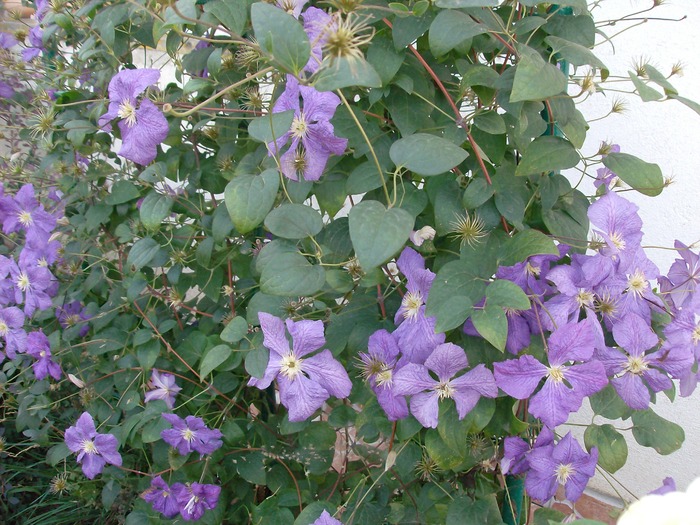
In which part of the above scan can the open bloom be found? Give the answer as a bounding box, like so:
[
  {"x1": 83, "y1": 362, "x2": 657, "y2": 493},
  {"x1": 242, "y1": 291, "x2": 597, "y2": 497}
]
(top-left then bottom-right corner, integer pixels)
[
  {"x1": 248, "y1": 312, "x2": 352, "y2": 422},
  {"x1": 312, "y1": 510, "x2": 344, "y2": 525},
  {"x1": 144, "y1": 370, "x2": 182, "y2": 409},
  {"x1": 26, "y1": 330, "x2": 61, "y2": 381},
  {"x1": 64, "y1": 412, "x2": 122, "y2": 479},
  {"x1": 171, "y1": 482, "x2": 221, "y2": 521},
  {"x1": 267, "y1": 76, "x2": 347, "y2": 181},
  {"x1": 392, "y1": 342, "x2": 497, "y2": 428},
  {"x1": 160, "y1": 414, "x2": 222, "y2": 456},
  {"x1": 142, "y1": 476, "x2": 180, "y2": 518},
  {"x1": 98, "y1": 68, "x2": 169, "y2": 165},
  {"x1": 525, "y1": 432, "x2": 598, "y2": 503}
]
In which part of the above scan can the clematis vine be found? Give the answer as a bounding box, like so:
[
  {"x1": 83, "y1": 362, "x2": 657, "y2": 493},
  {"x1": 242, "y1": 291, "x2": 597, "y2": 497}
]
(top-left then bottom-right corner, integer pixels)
[
  {"x1": 160, "y1": 414, "x2": 223, "y2": 456},
  {"x1": 64, "y1": 412, "x2": 122, "y2": 479},
  {"x1": 248, "y1": 312, "x2": 352, "y2": 422},
  {"x1": 267, "y1": 76, "x2": 347, "y2": 181},
  {"x1": 98, "y1": 68, "x2": 169, "y2": 165},
  {"x1": 392, "y1": 342, "x2": 497, "y2": 429}
]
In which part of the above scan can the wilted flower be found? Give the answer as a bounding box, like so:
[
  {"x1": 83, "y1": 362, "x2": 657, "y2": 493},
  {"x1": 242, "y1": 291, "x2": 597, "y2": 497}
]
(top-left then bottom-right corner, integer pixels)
[{"x1": 64, "y1": 412, "x2": 122, "y2": 479}]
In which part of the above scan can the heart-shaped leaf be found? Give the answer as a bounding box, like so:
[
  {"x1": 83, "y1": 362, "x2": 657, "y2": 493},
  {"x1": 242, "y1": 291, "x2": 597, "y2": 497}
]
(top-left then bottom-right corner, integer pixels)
[{"x1": 349, "y1": 200, "x2": 413, "y2": 269}]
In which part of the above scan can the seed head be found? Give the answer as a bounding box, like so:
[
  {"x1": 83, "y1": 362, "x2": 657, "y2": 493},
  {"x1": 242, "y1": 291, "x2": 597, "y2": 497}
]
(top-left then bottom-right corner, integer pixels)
[{"x1": 449, "y1": 212, "x2": 487, "y2": 247}]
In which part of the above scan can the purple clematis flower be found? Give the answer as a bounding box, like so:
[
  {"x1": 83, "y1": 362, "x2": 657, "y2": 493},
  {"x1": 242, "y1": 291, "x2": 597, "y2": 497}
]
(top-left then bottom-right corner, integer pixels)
[
  {"x1": 0, "y1": 81, "x2": 13, "y2": 99},
  {"x1": 392, "y1": 247, "x2": 445, "y2": 364},
  {"x1": 303, "y1": 7, "x2": 333, "y2": 73},
  {"x1": 160, "y1": 414, "x2": 222, "y2": 456},
  {"x1": 596, "y1": 314, "x2": 692, "y2": 410},
  {"x1": 312, "y1": 510, "x2": 344, "y2": 525},
  {"x1": 588, "y1": 191, "x2": 643, "y2": 270},
  {"x1": 0, "y1": 184, "x2": 57, "y2": 244},
  {"x1": 171, "y1": 482, "x2": 221, "y2": 521},
  {"x1": 357, "y1": 329, "x2": 408, "y2": 421},
  {"x1": 8, "y1": 259, "x2": 55, "y2": 317},
  {"x1": 98, "y1": 68, "x2": 169, "y2": 165},
  {"x1": 144, "y1": 369, "x2": 182, "y2": 409},
  {"x1": 501, "y1": 427, "x2": 554, "y2": 477},
  {"x1": 248, "y1": 312, "x2": 352, "y2": 422},
  {"x1": 26, "y1": 330, "x2": 61, "y2": 380},
  {"x1": 650, "y1": 477, "x2": 677, "y2": 496},
  {"x1": 56, "y1": 301, "x2": 91, "y2": 337},
  {"x1": 142, "y1": 476, "x2": 181, "y2": 518},
  {"x1": 22, "y1": 26, "x2": 44, "y2": 61},
  {"x1": 392, "y1": 342, "x2": 497, "y2": 429},
  {"x1": 268, "y1": 76, "x2": 347, "y2": 181},
  {"x1": 494, "y1": 319, "x2": 608, "y2": 428},
  {"x1": 64, "y1": 412, "x2": 122, "y2": 479},
  {"x1": 660, "y1": 241, "x2": 700, "y2": 311},
  {"x1": 525, "y1": 432, "x2": 598, "y2": 503},
  {"x1": 275, "y1": 0, "x2": 308, "y2": 18},
  {"x1": 0, "y1": 306, "x2": 27, "y2": 360},
  {"x1": 0, "y1": 32, "x2": 18, "y2": 49}
]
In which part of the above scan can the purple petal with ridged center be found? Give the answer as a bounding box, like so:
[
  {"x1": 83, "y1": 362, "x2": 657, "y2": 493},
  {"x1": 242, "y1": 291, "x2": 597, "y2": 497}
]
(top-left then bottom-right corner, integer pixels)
[
  {"x1": 548, "y1": 319, "x2": 597, "y2": 365},
  {"x1": 278, "y1": 374, "x2": 329, "y2": 421},
  {"x1": 393, "y1": 309, "x2": 445, "y2": 364},
  {"x1": 494, "y1": 355, "x2": 547, "y2": 399},
  {"x1": 409, "y1": 391, "x2": 440, "y2": 428},
  {"x1": 303, "y1": 350, "x2": 352, "y2": 399},
  {"x1": 367, "y1": 329, "x2": 400, "y2": 362},
  {"x1": 392, "y1": 363, "x2": 436, "y2": 396},
  {"x1": 94, "y1": 433, "x2": 122, "y2": 466},
  {"x1": 286, "y1": 317, "x2": 325, "y2": 357},
  {"x1": 612, "y1": 373, "x2": 650, "y2": 410},
  {"x1": 0, "y1": 80, "x2": 13, "y2": 98},
  {"x1": 502, "y1": 436, "x2": 530, "y2": 475},
  {"x1": 650, "y1": 344, "x2": 694, "y2": 378},
  {"x1": 451, "y1": 363, "x2": 498, "y2": 398},
  {"x1": 564, "y1": 360, "x2": 608, "y2": 398},
  {"x1": 612, "y1": 313, "x2": 658, "y2": 356},
  {"x1": 375, "y1": 385, "x2": 409, "y2": 421},
  {"x1": 312, "y1": 509, "x2": 344, "y2": 525},
  {"x1": 424, "y1": 343, "x2": 467, "y2": 381},
  {"x1": 117, "y1": 99, "x2": 168, "y2": 165},
  {"x1": 248, "y1": 352, "x2": 282, "y2": 389},
  {"x1": 80, "y1": 451, "x2": 106, "y2": 479},
  {"x1": 529, "y1": 378, "x2": 581, "y2": 428},
  {"x1": 259, "y1": 312, "x2": 290, "y2": 357},
  {"x1": 299, "y1": 84, "x2": 341, "y2": 121},
  {"x1": 397, "y1": 247, "x2": 426, "y2": 283},
  {"x1": 524, "y1": 446, "x2": 558, "y2": 502},
  {"x1": 594, "y1": 346, "x2": 627, "y2": 376},
  {"x1": 108, "y1": 68, "x2": 160, "y2": 105},
  {"x1": 642, "y1": 367, "x2": 672, "y2": 393}
]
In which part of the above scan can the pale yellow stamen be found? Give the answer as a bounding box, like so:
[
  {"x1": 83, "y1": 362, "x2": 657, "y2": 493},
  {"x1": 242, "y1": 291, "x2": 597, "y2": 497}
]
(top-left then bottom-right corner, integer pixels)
[
  {"x1": 692, "y1": 324, "x2": 700, "y2": 345},
  {"x1": 17, "y1": 272, "x2": 31, "y2": 292},
  {"x1": 547, "y1": 366, "x2": 566, "y2": 383},
  {"x1": 18, "y1": 210, "x2": 33, "y2": 226},
  {"x1": 624, "y1": 355, "x2": 649, "y2": 375},
  {"x1": 576, "y1": 289, "x2": 594, "y2": 308},
  {"x1": 118, "y1": 100, "x2": 138, "y2": 127},
  {"x1": 375, "y1": 368, "x2": 393, "y2": 388},
  {"x1": 280, "y1": 353, "x2": 304, "y2": 380},
  {"x1": 0, "y1": 321, "x2": 7, "y2": 336},
  {"x1": 434, "y1": 380, "x2": 455, "y2": 400},
  {"x1": 627, "y1": 270, "x2": 648, "y2": 297},
  {"x1": 610, "y1": 231, "x2": 626, "y2": 251},
  {"x1": 290, "y1": 114, "x2": 308, "y2": 139},
  {"x1": 525, "y1": 262, "x2": 541, "y2": 276},
  {"x1": 82, "y1": 439, "x2": 97, "y2": 454},
  {"x1": 181, "y1": 428, "x2": 195, "y2": 442},
  {"x1": 402, "y1": 291, "x2": 423, "y2": 321},
  {"x1": 555, "y1": 463, "x2": 575, "y2": 484}
]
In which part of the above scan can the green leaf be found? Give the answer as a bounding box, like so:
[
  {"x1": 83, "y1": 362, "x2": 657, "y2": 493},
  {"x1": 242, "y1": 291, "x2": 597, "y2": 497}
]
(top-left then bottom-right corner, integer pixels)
[
  {"x1": 390, "y1": 133, "x2": 468, "y2": 176},
  {"x1": 447, "y1": 495, "x2": 504, "y2": 525},
  {"x1": 435, "y1": 0, "x2": 499, "y2": 6},
  {"x1": 474, "y1": 111, "x2": 506, "y2": 135},
  {"x1": 245, "y1": 343, "x2": 269, "y2": 379},
  {"x1": 515, "y1": 136, "x2": 580, "y2": 177},
  {"x1": 602, "y1": 152, "x2": 664, "y2": 197},
  {"x1": 204, "y1": 0, "x2": 248, "y2": 35},
  {"x1": 264, "y1": 203, "x2": 323, "y2": 239},
  {"x1": 200, "y1": 344, "x2": 232, "y2": 377},
  {"x1": 644, "y1": 65, "x2": 678, "y2": 95},
  {"x1": 237, "y1": 451, "x2": 267, "y2": 485},
  {"x1": 139, "y1": 191, "x2": 173, "y2": 230},
  {"x1": 251, "y1": 2, "x2": 310, "y2": 74},
  {"x1": 472, "y1": 304, "x2": 507, "y2": 352},
  {"x1": 429, "y1": 10, "x2": 487, "y2": 57},
  {"x1": 629, "y1": 72, "x2": 663, "y2": 102},
  {"x1": 499, "y1": 229, "x2": 558, "y2": 266},
  {"x1": 247, "y1": 109, "x2": 294, "y2": 144},
  {"x1": 221, "y1": 316, "x2": 248, "y2": 344},
  {"x1": 511, "y1": 44, "x2": 567, "y2": 103},
  {"x1": 486, "y1": 280, "x2": 530, "y2": 310},
  {"x1": 349, "y1": 200, "x2": 413, "y2": 269},
  {"x1": 544, "y1": 36, "x2": 608, "y2": 77},
  {"x1": 584, "y1": 424, "x2": 628, "y2": 473},
  {"x1": 463, "y1": 178, "x2": 495, "y2": 209},
  {"x1": 257, "y1": 242, "x2": 326, "y2": 296},
  {"x1": 294, "y1": 502, "x2": 337, "y2": 525},
  {"x1": 127, "y1": 237, "x2": 160, "y2": 270},
  {"x1": 589, "y1": 385, "x2": 634, "y2": 421},
  {"x1": 669, "y1": 94, "x2": 700, "y2": 116},
  {"x1": 105, "y1": 180, "x2": 140, "y2": 205},
  {"x1": 632, "y1": 409, "x2": 684, "y2": 455},
  {"x1": 313, "y1": 56, "x2": 382, "y2": 91},
  {"x1": 46, "y1": 443, "x2": 71, "y2": 466},
  {"x1": 425, "y1": 431, "x2": 465, "y2": 470},
  {"x1": 224, "y1": 169, "x2": 279, "y2": 234}
]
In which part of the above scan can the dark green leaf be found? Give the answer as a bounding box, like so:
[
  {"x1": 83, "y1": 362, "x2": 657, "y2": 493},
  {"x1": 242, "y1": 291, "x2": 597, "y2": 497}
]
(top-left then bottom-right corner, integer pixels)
[
  {"x1": 224, "y1": 169, "x2": 279, "y2": 234},
  {"x1": 632, "y1": 409, "x2": 684, "y2": 455},
  {"x1": 472, "y1": 304, "x2": 507, "y2": 351},
  {"x1": 390, "y1": 133, "x2": 468, "y2": 176},
  {"x1": 499, "y1": 230, "x2": 558, "y2": 266},
  {"x1": 139, "y1": 191, "x2": 173, "y2": 230},
  {"x1": 589, "y1": 385, "x2": 634, "y2": 421},
  {"x1": 105, "y1": 180, "x2": 140, "y2": 205},
  {"x1": 264, "y1": 203, "x2": 323, "y2": 239},
  {"x1": 127, "y1": 237, "x2": 160, "y2": 270},
  {"x1": 447, "y1": 495, "x2": 504, "y2": 525},
  {"x1": 204, "y1": 0, "x2": 248, "y2": 35},
  {"x1": 515, "y1": 136, "x2": 580, "y2": 177},
  {"x1": 248, "y1": 109, "x2": 294, "y2": 144},
  {"x1": 584, "y1": 424, "x2": 628, "y2": 473},
  {"x1": 252, "y1": 2, "x2": 310, "y2": 74},
  {"x1": 544, "y1": 36, "x2": 608, "y2": 76},
  {"x1": 313, "y1": 57, "x2": 382, "y2": 91},
  {"x1": 200, "y1": 344, "x2": 232, "y2": 377},
  {"x1": 435, "y1": 0, "x2": 499, "y2": 6},
  {"x1": 602, "y1": 152, "x2": 664, "y2": 197},
  {"x1": 221, "y1": 316, "x2": 248, "y2": 343},
  {"x1": 486, "y1": 280, "x2": 530, "y2": 310},
  {"x1": 429, "y1": 10, "x2": 487, "y2": 57},
  {"x1": 511, "y1": 45, "x2": 567, "y2": 103}
]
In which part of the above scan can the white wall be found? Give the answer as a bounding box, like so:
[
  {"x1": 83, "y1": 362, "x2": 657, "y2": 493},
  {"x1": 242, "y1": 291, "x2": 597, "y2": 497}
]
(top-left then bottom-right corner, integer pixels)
[{"x1": 565, "y1": 0, "x2": 700, "y2": 502}]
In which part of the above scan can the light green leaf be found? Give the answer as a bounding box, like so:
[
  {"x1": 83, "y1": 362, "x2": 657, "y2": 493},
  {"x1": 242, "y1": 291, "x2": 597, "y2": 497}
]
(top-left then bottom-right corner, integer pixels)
[
  {"x1": 204, "y1": 0, "x2": 248, "y2": 35},
  {"x1": 474, "y1": 111, "x2": 506, "y2": 134},
  {"x1": 47, "y1": 443, "x2": 71, "y2": 466},
  {"x1": 221, "y1": 316, "x2": 248, "y2": 344},
  {"x1": 544, "y1": 35, "x2": 608, "y2": 77},
  {"x1": 248, "y1": 109, "x2": 294, "y2": 144},
  {"x1": 589, "y1": 385, "x2": 634, "y2": 421},
  {"x1": 632, "y1": 409, "x2": 684, "y2": 455},
  {"x1": 139, "y1": 191, "x2": 173, "y2": 230},
  {"x1": 349, "y1": 201, "x2": 413, "y2": 269},
  {"x1": 264, "y1": 203, "x2": 323, "y2": 239},
  {"x1": 500, "y1": 229, "x2": 558, "y2": 266},
  {"x1": 669, "y1": 94, "x2": 700, "y2": 116},
  {"x1": 644, "y1": 65, "x2": 678, "y2": 95},
  {"x1": 258, "y1": 242, "x2": 326, "y2": 296},
  {"x1": 629, "y1": 72, "x2": 663, "y2": 102},
  {"x1": 584, "y1": 424, "x2": 628, "y2": 473},
  {"x1": 425, "y1": 431, "x2": 465, "y2": 470},
  {"x1": 105, "y1": 180, "x2": 140, "y2": 205},
  {"x1": 224, "y1": 169, "x2": 279, "y2": 234},
  {"x1": 515, "y1": 136, "x2": 580, "y2": 177},
  {"x1": 313, "y1": 56, "x2": 382, "y2": 91},
  {"x1": 462, "y1": 178, "x2": 495, "y2": 209},
  {"x1": 511, "y1": 45, "x2": 567, "y2": 103},
  {"x1": 602, "y1": 152, "x2": 664, "y2": 197},
  {"x1": 429, "y1": 10, "x2": 487, "y2": 57},
  {"x1": 251, "y1": 2, "x2": 310, "y2": 74},
  {"x1": 200, "y1": 344, "x2": 232, "y2": 377},
  {"x1": 390, "y1": 133, "x2": 468, "y2": 176},
  {"x1": 486, "y1": 279, "x2": 530, "y2": 310},
  {"x1": 472, "y1": 304, "x2": 507, "y2": 351},
  {"x1": 426, "y1": 260, "x2": 485, "y2": 332},
  {"x1": 435, "y1": 0, "x2": 499, "y2": 6},
  {"x1": 127, "y1": 237, "x2": 160, "y2": 270}
]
